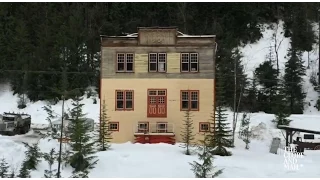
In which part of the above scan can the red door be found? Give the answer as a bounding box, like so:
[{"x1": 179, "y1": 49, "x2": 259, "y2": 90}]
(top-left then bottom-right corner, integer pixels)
[{"x1": 147, "y1": 89, "x2": 167, "y2": 118}]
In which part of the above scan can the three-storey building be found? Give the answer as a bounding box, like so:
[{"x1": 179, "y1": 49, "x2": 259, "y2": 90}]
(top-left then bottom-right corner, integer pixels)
[{"x1": 100, "y1": 27, "x2": 217, "y2": 144}]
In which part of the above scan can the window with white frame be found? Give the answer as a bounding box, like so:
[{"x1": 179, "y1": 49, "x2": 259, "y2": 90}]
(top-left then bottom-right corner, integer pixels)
[
  {"x1": 156, "y1": 122, "x2": 167, "y2": 133},
  {"x1": 117, "y1": 53, "x2": 134, "y2": 72},
  {"x1": 138, "y1": 122, "x2": 148, "y2": 133},
  {"x1": 149, "y1": 53, "x2": 167, "y2": 72},
  {"x1": 181, "y1": 53, "x2": 199, "y2": 72}
]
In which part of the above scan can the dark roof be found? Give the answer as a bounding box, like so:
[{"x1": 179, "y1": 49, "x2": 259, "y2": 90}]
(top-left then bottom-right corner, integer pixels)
[{"x1": 277, "y1": 125, "x2": 320, "y2": 135}]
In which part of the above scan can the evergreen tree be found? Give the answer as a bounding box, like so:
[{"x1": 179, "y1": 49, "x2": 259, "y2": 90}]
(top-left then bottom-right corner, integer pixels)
[
  {"x1": 283, "y1": 47, "x2": 306, "y2": 114},
  {"x1": 239, "y1": 113, "x2": 252, "y2": 150},
  {"x1": 190, "y1": 134, "x2": 223, "y2": 178},
  {"x1": 96, "y1": 99, "x2": 112, "y2": 151},
  {"x1": 42, "y1": 105, "x2": 59, "y2": 139},
  {"x1": 272, "y1": 80, "x2": 292, "y2": 126},
  {"x1": 22, "y1": 142, "x2": 41, "y2": 170},
  {"x1": 9, "y1": 167, "x2": 15, "y2": 178},
  {"x1": 210, "y1": 72, "x2": 233, "y2": 156},
  {"x1": 43, "y1": 148, "x2": 57, "y2": 178},
  {"x1": 254, "y1": 60, "x2": 278, "y2": 113},
  {"x1": 0, "y1": 158, "x2": 9, "y2": 178},
  {"x1": 180, "y1": 109, "x2": 195, "y2": 155},
  {"x1": 244, "y1": 77, "x2": 259, "y2": 112},
  {"x1": 17, "y1": 161, "x2": 31, "y2": 178},
  {"x1": 218, "y1": 49, "x2": 248, "y2": 110},
  {"x1": 68, "y1": 95, "x2": 98, "y2": 176}
]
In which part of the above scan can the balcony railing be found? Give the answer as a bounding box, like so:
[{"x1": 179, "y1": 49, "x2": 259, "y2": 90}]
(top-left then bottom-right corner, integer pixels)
[{"x1": 133, "y1": 123, "x2": 175, "y2": 135}]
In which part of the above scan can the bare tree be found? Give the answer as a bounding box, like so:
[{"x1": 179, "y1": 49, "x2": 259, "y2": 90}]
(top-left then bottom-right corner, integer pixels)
[{"x1": 272, "y1": 21, "x2": 284, "y2": 74}]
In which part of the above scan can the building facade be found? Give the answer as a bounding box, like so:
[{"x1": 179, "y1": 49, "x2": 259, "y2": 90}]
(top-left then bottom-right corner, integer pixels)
[{"x1": 100, "y1": 27, "x2": 216, "y2": 144}]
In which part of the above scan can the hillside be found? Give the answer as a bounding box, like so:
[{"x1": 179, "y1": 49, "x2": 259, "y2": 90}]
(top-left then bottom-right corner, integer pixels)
[{"x1": 0, "y1": 20, "x2": 320, "y2": 178}]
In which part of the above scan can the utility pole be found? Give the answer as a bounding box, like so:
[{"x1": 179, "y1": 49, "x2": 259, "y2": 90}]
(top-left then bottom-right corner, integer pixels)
[
  {"x1": 55, "y1": 67, "x2": 81, "y2": 178},
  {"x1": 57, "y1": 92, "x2": 65, "y2": 178}
]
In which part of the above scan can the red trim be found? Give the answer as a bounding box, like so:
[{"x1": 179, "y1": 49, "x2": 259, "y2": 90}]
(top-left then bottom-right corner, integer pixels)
[
  {"x1": 199, "y1": 122, "x2": 210, "y2": 132},
  {"x1": 147, "y1": 89, "x2": 167, "y2": 118},
  {"x1": 109, "y1": 122, "x2": 119, "y2": 132},
  {"x1": 115, "y1": 90, "x2": 134, "y2": 111},
  {"x1": 180, "y1": 90, "x2": 200, "y2": 111}
]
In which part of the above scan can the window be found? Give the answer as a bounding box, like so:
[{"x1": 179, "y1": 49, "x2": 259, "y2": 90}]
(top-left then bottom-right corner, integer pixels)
[
  {"x1": 199, "y1": 122, "x2": 210, "y2": 132},
  {"x1": 181, "y1": 53, "x2": 199, "y2": 72},
  {"x1": 147, "y1": 89, "x2": 167, "y2": 117},
  {"x1": 181, "y1": 90, "x2": 199, "y2": 111},
  {"x1": 156, "y1": 122, "x2": 167, "y2": 133},
  {"x1": 109, "y1": 122, "x2": 119, "y2": 131},
  {"x1": 116, "y1": 90, "x2": 134, "y2": 110},
  {"x1": 149, "y1": 53, "x2": 167, "y2": 72},
  {"x1": 137, "y1": 122, "x2": 149, "y2": 133},
  {"x1": 117, "y1": 53, "x2": 134, "y2": 72}
]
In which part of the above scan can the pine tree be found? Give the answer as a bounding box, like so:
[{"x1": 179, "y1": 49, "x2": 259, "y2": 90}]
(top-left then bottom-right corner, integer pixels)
[
  {"x1": 68, "y1": 95, "x2": 98, "y2": 176},
  {"x1": 239, "y1": 113, "x2": 252, "y2": 150},
  {"x1": 96, "y1": 99, "x2": 112, "y2": 151},
  {"x1": 218, "y1": 49, "x2": 248, "y2": 109},
  {"x1": 17, "y1": 161, "x2": 31, "y2": 178},
  {"x1": 190, "y1": 134, "x2": 223, "y2": 178},
  {"x1": 272, "y1": 79, "x2": 292, "y2": 126},
  {"x1": 283, "y1": 46, "x2": 306, "y2": 114},
  {"x1": 9, "y1": 167, "x2": 15, "y2": 178},
  {"x1": 22, "y1": 142, "x2": 41, "y2": 170},
  {"x1": 180, "y1": 109, "x2": 195, "y2": 155},
  {"x1": 245, "y1": 77, "x2": 258, "y2": 112},
  {"x1": 43, "y1": 148, "x2": 57, "y2": 178},
  {"x1": 254, "y1": 60, "x2": 278, "y2": 113},
  {"x1": 42, "y1": 105, "x2": 59, "y2": 139},
  {"x1": 210, "y1": 72, "x2": 233, "y2": 156},
  {"x1": 0, "y1": 158, "x2": 9, "y2": 178}
]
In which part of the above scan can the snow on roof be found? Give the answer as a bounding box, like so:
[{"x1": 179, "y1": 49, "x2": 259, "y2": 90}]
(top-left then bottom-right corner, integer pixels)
[
  {"x1": 284, "y1": 115, "x2": 320, "y2": 133},
  {"x1": 100, "y1": 31, "x2": 215, "y2": 38}
]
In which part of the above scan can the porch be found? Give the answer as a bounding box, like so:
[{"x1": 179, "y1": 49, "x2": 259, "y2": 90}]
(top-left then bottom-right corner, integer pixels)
[{"x1": 133, "y1": 122, "x2": 175, "y2": 144}]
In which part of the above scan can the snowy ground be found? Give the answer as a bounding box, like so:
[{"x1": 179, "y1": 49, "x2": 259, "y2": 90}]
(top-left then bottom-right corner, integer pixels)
[{"x1": 0, "y1": 20, "x2": 320, "y2": 177}]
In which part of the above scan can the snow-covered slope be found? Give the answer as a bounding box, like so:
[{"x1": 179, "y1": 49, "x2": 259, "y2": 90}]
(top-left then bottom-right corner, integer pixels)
[
  {"x1": 0, "y1": 84, "x2": 100, "y2": 125},
  {"x1": 0, "y1": 20, "x2": 320, "y2": 178},
  {"x1": 239, "y1": 20, "x2": 319, "y2": 114}
]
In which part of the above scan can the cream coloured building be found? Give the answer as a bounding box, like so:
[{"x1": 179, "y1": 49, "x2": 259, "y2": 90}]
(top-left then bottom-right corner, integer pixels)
[{"x1": 100, "y1": 27, "x2": 217, "y2": 144}]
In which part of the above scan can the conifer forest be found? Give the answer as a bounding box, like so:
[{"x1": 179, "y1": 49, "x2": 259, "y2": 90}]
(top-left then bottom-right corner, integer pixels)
[{"x1": 0, "y1": 2, "x2": 319, "y2": 115}]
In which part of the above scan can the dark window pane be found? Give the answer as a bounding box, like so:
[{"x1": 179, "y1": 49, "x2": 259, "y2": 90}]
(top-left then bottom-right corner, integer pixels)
[
  {"x1": 191, "y1": 101, "x2": 198, "y2": 109},
  {"x1": 126, "y1": 100, "x2": 132, "y2": 109},
  {"x1": 127, "y1": 63, "x2": 133, "y2": 71},
  {"x1": 118, "y1": 63, "x2": 125, "y2": 71},
  {"x1": 182, "y1": 63, "x2": 189, "y2": 71},
  {"x1": 182, "y1": 101, "x2": 189, "y2": 109},
  {"x1": 201, "y1": 124, "x2": 209, "y2": 131},
  {"x1": 150, "y1": 63, "x2": 157, "y2": 71},
  {"x1": 117, "y1": 101, "x2": 124, "y2": 109},
  {"x1": 190, "y1": 63, "x2": 198, "y2": 71}
]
